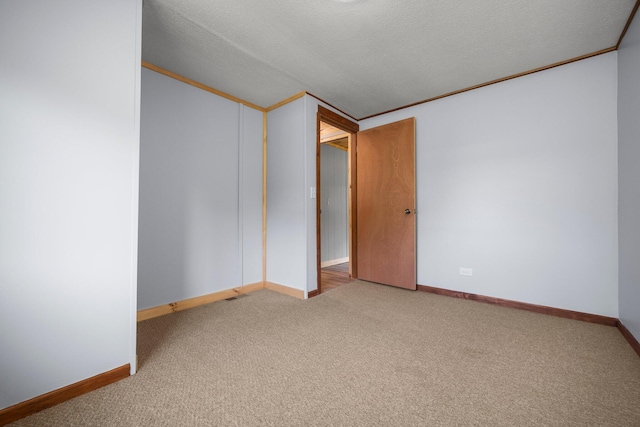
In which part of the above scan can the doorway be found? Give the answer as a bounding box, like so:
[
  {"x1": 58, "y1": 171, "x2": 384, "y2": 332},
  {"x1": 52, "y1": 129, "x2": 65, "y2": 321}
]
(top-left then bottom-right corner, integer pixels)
[
  {"x1": 316, "y1": 108, "x2": 417, "y2": 294},
  {"x1": 316, "y1": 106, "x2": 359, "y2": 294}
]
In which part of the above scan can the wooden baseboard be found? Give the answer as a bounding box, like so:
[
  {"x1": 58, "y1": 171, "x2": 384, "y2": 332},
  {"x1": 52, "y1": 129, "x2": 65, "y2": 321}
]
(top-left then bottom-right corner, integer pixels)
[
  {"x1": 0, "y1": 364, "x2": 130, "y2": 426},
  {"x1": 618, "y1": 322, "x2": 640, "y2": 357},
  {"x1": 137, "y1": 282, "x2": 264, "y2": 322},
  {"x1": 416, "y1": 284, "x2": 619, "y2": 326},
  {"x1": 307, "y1": 289, "x2": 320, "y2": 298},
  {"x1": 264, "y1": 282, "x2": 305, "y2": 299},
  {"x1": 320, "y1": 257, "x2": 349, "y2": 268}
]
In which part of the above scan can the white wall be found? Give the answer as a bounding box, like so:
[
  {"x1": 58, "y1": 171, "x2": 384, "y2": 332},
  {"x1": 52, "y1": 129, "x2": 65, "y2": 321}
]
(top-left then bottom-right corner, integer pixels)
[
  {"x1": 360, "y1": 53, "x2": 619, "y2": 317},
  {"x1": 266, "y1": 99, "x2": 308, "y2": 291},
  {"x1": 320, "y1": 145, "x2": 349, "y2": 263},
  {"x1": 304, "y1": 97, "x2": 319, "y2": 293},
  {"x1": 138, "y1": 69, "x2": 262, "y2": 310},
  {"x1": 0, "y1": 0, "x2": 141, "y2": 410},
  {"x1": 267, "y1": 96, "x2": 352, "y2": 294},
  {"x1": 618, "y1": 15, "x2": 640, "y2": 339},
  {"x1": 242, "y1": 107, "x2": 265, "y2": 285}
]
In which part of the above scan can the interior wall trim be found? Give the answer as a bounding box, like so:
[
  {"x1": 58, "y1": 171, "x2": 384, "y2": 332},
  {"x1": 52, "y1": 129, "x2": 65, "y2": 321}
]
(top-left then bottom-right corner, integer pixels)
[
  {"x1": 0, "y1": 364, "x2": 130, "y2": 426},
  {"x1": 321, "y1": 257, "x2": 350, "y2": 268},
  {"x1": 141, "y1": 62, "x2": 266, "y2": 112},
  {"x1": 358, "y1": 47, "x2": 617, "y2": 121},
  {"x1": 307, "y1": 289, "x2": 320, "y2": 298},
  {"x1": 416, "y1": 284, "x2": 619, "y2": 326},
  {"x1": 137, "y1": 282, "x2": 264, "y2": 322},
  {"x1": 618, "y1": 322, "x2": 640, "y2": 357},
  {"x1": 317, "y1": 105, "x2": 359, "y2": 133},
  {"x1": 306, "y1": 92, "x2": 358, "y2": 122},
  {"x1": 262, "y1": 112, "x2": 268, "y2": 284},
  {"x1": 264, "y1": 282, "x2": 305, "y2": 299},
  {"x1": 266, "y1": 92, "x2": 306, "y2": 112},
  {"x1": 144, "y1": 6, "x2": 637, "y2": 124},
  {"x1": 617, "y1": 0, "x2": 640, "y2": 48}
]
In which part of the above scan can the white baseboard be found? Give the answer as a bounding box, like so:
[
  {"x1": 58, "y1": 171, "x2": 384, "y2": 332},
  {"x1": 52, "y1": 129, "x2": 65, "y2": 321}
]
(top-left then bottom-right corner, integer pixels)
[{"x1": 321, "y1": 257, "x2": 349, "y2": 268}]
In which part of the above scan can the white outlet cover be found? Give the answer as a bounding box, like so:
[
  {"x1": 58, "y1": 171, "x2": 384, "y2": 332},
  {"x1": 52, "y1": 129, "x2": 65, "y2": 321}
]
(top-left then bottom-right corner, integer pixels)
[{"x1": 460, "y1": 268, "x2": 473, "y2": 276}]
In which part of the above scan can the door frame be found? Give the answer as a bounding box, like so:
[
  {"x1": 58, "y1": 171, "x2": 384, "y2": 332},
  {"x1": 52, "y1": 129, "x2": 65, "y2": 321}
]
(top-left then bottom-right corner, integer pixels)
[{"x1": 316, "y1": 105, "x2": 359, "y2": 294}]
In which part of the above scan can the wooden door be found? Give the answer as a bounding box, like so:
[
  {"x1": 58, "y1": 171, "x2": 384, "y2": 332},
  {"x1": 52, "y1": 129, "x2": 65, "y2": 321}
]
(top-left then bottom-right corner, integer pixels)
[{"x1": 356, "y1": 118, "x2": 416, "y2": 290}]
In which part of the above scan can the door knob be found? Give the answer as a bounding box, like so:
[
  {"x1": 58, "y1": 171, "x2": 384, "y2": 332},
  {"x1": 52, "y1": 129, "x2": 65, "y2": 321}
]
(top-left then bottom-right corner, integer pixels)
[{"x1": 404, "y1": 209, "x2": 412, "y2": 215}]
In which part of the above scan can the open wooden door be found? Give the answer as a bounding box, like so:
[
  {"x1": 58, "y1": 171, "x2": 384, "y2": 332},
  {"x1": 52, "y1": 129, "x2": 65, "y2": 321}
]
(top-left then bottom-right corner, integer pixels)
[{"x1": 356, "y1": 118, "x2": 416, "y2": 290}]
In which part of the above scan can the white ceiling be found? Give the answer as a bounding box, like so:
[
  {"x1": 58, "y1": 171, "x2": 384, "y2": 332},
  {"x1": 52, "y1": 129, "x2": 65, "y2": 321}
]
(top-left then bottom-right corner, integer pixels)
[{"x1": 142, "y1": 0, "x2": 637, "y2": 119}]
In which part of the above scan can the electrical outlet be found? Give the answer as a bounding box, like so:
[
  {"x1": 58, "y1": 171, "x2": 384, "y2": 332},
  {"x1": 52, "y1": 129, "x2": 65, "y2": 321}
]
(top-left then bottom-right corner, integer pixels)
[
  {"x1": 310, "y1": 187, "x2": 316, "y2": 199},
  {"x1": 459, "y1": 268, "x2": 473, "y2": 276}
]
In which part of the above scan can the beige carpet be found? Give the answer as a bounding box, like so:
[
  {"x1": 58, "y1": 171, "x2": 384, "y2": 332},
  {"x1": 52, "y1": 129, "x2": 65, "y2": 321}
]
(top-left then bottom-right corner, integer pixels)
[{"x1": 12, "y1": 281, "x2": 640, "y2": 426}]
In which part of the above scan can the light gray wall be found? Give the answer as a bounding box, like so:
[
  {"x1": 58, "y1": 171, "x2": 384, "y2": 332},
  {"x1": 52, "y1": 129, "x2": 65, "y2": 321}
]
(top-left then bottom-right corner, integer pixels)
[
  {"x1": 360, "y1": 52, "x2": 619, "y2": 317},
  {"x1": 139, "y1": 68, "x2": 262, "y2": 310},
  {"x1": 266, "y1": 98, "x2": 307, "y2": 290},
  {"x1": 303, "y1": 96, "x2": 358, "y2": 293},
  {"x1": 0, "y1": 0, "x2": 141, "y2": 409},
  {"x1": 242, "y1": 107, "x2": 265, "y2": 285},
  {"x1": 320, "y1": 145, "x2": 349, "y2": 263},
  {"x1": 618, "y1": 15, "x2": 640, "y2": 340},
  {"x1": 267, "y1": 96, "x2": 353, "y2": 294}
]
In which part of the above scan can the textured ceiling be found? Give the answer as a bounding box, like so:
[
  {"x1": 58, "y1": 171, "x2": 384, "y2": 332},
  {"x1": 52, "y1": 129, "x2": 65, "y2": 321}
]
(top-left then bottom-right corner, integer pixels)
[{"x1": 142, "y1": 0, "x2": 636, "y2": 119}]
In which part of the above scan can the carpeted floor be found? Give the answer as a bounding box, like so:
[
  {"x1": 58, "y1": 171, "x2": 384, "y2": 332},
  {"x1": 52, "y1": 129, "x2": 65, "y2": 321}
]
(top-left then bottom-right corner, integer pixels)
[{"x1": 11, "y1": 281, "x2": 640, "y2": 426}]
